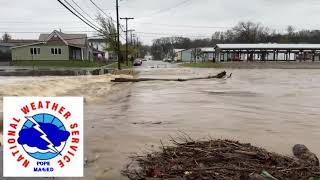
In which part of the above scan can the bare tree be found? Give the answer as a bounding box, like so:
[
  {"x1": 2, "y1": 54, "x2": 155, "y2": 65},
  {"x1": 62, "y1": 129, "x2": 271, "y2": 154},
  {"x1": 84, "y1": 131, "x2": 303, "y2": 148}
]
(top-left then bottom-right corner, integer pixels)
[
  {"x1": 232, "y1": 21, "x2": 261, "y2": 43},
  {"x1": 287, "y1": 25, "x2": 295, "y2": 36},
  {"x1": 2, "y1": 32, "x2": 12, "y2": 43}
]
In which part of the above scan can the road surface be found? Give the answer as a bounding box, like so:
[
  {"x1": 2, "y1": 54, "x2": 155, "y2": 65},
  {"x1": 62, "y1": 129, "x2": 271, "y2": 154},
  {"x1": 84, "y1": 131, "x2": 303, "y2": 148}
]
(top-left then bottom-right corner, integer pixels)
[{"x1": 134, "y1": 60, "x2": 177, "y2": 69}]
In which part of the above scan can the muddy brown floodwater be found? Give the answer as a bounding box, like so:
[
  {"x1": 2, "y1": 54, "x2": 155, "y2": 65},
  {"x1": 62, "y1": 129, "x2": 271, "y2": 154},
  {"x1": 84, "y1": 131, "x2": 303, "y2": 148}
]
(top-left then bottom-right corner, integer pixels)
[{"x1": 84, "y1": 66, "x2": 320, "y2": 180}]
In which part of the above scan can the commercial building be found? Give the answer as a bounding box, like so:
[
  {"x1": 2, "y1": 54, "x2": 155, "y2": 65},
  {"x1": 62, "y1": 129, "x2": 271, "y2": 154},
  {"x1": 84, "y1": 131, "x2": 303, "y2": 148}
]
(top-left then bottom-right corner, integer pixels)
[{"x1": 215, "y1": 44, "x2": 320, "y2": 62}]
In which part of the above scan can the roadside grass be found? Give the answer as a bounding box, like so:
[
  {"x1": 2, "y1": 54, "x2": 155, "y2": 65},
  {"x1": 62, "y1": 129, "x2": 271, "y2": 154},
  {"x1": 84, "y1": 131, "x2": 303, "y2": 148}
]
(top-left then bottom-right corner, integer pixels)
[
  {"x1": 12, "y1": 60, "x2": 107, "y2": 68},
  {"x1": 179, "y1": 62, "x2": 224, "y2": 68},
  {"x1": 108, "y1": 61, "x2": 133, "y2": 69}
]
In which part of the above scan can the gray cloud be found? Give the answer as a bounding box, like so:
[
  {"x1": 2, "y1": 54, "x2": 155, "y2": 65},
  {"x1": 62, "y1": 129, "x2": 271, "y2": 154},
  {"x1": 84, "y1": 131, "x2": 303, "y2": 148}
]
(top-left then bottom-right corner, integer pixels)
[{"x1": 1, "y1": 0, "x2": 319, "y2": 44}]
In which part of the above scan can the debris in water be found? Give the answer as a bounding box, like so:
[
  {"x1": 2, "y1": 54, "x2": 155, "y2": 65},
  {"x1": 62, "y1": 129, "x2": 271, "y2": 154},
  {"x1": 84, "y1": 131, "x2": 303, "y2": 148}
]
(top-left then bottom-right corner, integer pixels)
[
  {"x1": 293, "y1": 144, "x2": 319, "y2": 166},
  {"x1": 122, "y1": 138, "x2": 320, "y2": 180},
  {"x1": 112, "y1": 71, "x2": 228, "y2": 82},
  {"x1": 132, "y1": 121, "x2": 163, "y2": 125}
]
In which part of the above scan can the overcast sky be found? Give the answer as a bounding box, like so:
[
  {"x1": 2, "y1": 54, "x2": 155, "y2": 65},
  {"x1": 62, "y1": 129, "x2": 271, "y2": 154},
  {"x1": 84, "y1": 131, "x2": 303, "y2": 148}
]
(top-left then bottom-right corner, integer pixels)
[{"x1": 1, "y1": 0, "x2": 320, "y2": 45}]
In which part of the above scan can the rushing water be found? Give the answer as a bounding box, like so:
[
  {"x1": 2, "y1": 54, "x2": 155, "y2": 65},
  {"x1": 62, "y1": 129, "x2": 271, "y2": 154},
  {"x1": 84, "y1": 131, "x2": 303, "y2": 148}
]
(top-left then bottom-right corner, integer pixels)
[
  {"x1": 84, "y1": 65, "x2": 320, "y2": 180},
  {"x1": 0, "y1": 64, "x2": 319, "y2": 179},
  {"x1": 0, "y1": 76, "x2": 38, "y2": 85}
]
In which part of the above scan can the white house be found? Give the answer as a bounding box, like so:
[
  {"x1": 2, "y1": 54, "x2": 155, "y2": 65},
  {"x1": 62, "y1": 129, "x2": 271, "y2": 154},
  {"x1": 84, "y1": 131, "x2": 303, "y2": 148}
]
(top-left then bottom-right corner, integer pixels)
[{"x1": 88, "y1": 37, "x2": 116, "y2": 61}]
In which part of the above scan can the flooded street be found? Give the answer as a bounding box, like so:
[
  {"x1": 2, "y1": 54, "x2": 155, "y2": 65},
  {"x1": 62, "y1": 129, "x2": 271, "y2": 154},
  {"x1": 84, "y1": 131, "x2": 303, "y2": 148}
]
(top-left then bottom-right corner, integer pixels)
[{"x1": 84, "y1": 61, "x2": 320, "y2": 179}]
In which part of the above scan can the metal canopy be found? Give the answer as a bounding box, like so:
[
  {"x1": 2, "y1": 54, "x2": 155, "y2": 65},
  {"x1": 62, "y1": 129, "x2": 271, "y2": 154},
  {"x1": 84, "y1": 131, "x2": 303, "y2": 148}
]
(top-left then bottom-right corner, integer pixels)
[{"x1": 216, "y1": 44, "x2": 320, "y2": 50}]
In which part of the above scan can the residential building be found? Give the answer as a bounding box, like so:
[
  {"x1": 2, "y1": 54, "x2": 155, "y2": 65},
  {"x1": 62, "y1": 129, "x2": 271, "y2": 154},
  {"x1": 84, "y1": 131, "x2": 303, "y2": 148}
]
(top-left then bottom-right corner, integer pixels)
[
  {"x1": 0, "y1": 39, "x2": 39, "y2": 62},
  {"x1": 181, "y1": 49, "x2": 193, "y2": 62},
  {"x1": 88, "y1": 37, "x2": 116, "y2": 61},
  {"x1": 11, "y1": 30, "x2": 92, "y2": 61},
  {"x1": 174, "y1": 49, "x2": 184, "y2": 61},
  {"x1": 0, "y1": 43, "x2": 14, "y2": 62}
]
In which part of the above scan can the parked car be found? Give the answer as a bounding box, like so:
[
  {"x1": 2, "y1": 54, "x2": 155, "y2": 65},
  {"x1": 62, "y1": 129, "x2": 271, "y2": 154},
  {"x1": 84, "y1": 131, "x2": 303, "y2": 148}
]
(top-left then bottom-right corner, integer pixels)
[{"x1": 133, "y1": 59, "x2": 143, "y2": 66}]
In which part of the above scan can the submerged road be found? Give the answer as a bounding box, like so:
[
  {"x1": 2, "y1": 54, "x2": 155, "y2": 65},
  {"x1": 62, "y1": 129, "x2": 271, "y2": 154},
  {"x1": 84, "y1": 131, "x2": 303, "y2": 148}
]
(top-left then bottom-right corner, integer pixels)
[
  {"x1": 0, "y1": 61, "x2": 319, "y2": 179},
  {"x1": 84, "y1": 61, "x2": 320, "y2": 179}
]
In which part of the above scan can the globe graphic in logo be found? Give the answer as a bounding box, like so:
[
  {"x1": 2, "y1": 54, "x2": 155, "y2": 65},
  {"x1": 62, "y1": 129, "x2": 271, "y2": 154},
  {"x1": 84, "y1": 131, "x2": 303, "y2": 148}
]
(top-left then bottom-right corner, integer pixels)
[{"x1": 18, "y1": 113, "x2": 70, "y2": 160}]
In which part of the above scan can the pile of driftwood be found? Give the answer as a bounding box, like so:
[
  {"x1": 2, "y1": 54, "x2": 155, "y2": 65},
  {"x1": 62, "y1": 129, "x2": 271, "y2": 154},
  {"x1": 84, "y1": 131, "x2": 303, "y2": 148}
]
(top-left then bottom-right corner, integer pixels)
[
  {"x1": 122, "y1": 138, "x2": 320, "y2": 180},
  {"x1": 112, "y1": 71, "x2": 229, "y2": 83}
]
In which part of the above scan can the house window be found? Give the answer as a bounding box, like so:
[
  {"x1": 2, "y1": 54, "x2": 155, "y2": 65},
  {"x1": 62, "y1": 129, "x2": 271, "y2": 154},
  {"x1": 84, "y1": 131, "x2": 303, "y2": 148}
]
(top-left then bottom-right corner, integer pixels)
[
  {"x1": 51, "y1": 48, "x2": 62, "y2": 55},
  {"x1": 30, "y1": 48, "x2": 40, "y2": 55}
]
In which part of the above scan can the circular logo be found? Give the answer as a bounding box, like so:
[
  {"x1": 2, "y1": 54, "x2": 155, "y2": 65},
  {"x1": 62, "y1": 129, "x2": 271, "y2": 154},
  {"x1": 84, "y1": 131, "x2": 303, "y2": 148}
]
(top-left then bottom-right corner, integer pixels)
[{"x1": 17, "y1": 113, "x2": 70, "y2": 160}]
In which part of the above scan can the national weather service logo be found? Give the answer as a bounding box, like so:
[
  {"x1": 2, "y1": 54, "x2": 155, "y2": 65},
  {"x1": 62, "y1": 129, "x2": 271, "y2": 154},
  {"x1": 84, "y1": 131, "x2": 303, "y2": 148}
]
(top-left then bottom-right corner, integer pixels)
[
  {"x1": 19, "y1": 114, "x2": 70, "y2": 161},
  {"x1": 3, "y1": 97, "x2": 83, "y2": 177}
]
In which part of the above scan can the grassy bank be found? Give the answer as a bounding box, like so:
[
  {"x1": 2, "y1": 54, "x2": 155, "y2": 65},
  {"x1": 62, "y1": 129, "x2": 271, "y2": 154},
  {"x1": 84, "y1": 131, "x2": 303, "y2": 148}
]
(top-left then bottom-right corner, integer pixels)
[
  {"x1": 12, "y1": 60, "x2": 107, "y2": 68},
  {"x1": 180, "y1": 62, "x2": 223, "y2": 68},
  {"x1": 108, "y1": 61, "x2": 133, "y2": 69}
]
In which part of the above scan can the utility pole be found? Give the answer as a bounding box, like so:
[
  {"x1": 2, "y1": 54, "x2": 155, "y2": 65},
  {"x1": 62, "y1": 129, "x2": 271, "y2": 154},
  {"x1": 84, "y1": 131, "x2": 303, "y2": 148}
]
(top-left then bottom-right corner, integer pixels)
[
  {"x1": 132, "y1": 33, "x2": 136, "y2": 46},
  {"x1": 136, "y1": 37, "x2": 139, "y2": 58},
  {"x1": 128, "y1": 30, "x2": 135, "y2": 44},
  {"x1": 116, "y1": 0, "x2": 121, "y2": 70},
  {"x1": 120, "y1": 17, "x2": 134, "y2": 66},
  {"x1": 127, "y1": 29, "x2": 135, "y2": 63}
]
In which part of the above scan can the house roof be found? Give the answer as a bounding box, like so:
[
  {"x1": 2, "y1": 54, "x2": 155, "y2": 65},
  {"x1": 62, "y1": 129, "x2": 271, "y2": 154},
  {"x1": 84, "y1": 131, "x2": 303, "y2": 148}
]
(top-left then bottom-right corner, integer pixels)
[
  {"x1": 88, "y1": 37, "x2": 104, "y2": 43},
  {"x1": 0, "y1": 39, "x2": 39, "y2": 46},
  {"x1": 11, "y1": 42, "x2": 46, "y2": 49},
  {"x1": 178, "y1": 47, "x2": 215, "y2": 53},
  {"x1": 10, "y1": 30, "x2": 88, "y2": 49},
  {"x1": 216, "y1": 44, "x2": 320, "y2": 50},
  {"x1": 0, "y1": 43, "x2": 15, "y2": 47},
  {"x1": 174, "y1": 49, "x2": 185, "y2": 53},
  {"x1": 39, "y1": 30, "x2": 87, "y2": 47},
  {"x1": 200, "y1": 47, "x2": 215, "y2": 52}
]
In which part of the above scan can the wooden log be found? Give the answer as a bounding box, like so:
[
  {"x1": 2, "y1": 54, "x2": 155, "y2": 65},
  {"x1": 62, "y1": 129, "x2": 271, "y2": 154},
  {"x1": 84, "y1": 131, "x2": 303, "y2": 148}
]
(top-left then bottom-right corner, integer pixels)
[{"x1": 112, "y1": 71, "x2": 228, "y2": 83}]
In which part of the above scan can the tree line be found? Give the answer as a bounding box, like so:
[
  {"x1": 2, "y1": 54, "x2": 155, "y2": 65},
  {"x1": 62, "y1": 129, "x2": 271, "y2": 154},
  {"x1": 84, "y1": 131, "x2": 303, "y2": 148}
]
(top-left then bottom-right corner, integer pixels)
[{"x1": 151, "y1": 21, "x2": 320, "y2": 60}]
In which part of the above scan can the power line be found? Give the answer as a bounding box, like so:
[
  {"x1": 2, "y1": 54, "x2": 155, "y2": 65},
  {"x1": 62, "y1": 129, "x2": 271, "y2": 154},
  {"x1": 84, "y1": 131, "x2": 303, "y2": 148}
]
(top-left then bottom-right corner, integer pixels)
[
  {"x1": 134, "y1": 22, "x2": 231, "y2": 29},
  {"x1": 56, "y1": 0, "x2": 101, "y2": 32},
  {"x1": 1, "y1": 30, "x2": 213, "y2": 38},
  {"x1": 137, "y1": 0, "x2": 193, "y2": 19},
  {"x1": 135, "y1": 31, "x2": 210, "y2": 37},
  {"x1": 88, "y1": 0, "x2": 125, "y2": 32},
  {"x1": 70, "y1": 0, "x2": 98, "y2": 23},
  {"x1": 89, "y1": 0, "x2": 113, "y2": 19},
  {"x1": 153, "y1": 0, "x2": 192, "y2": 15},
  {"x1": 1, "y1": 31, "x2": 211, "y2": 39},
  {"x1": 0, "y1": 35, "x2": 105, "y2": 43},
  {"x1": 62, "y1": 0, "x2": 102, "y2": 31},
  {"x1": 0, "y1": 31, "x2": 90, "y2": 34}
]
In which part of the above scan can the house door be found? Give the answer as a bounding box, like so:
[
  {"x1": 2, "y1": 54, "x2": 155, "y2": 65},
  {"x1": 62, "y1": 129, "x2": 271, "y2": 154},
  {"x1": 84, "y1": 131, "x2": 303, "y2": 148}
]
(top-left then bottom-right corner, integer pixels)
[{"x1": 71, "y1": 49, "x2": 82, "y2": 60}]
